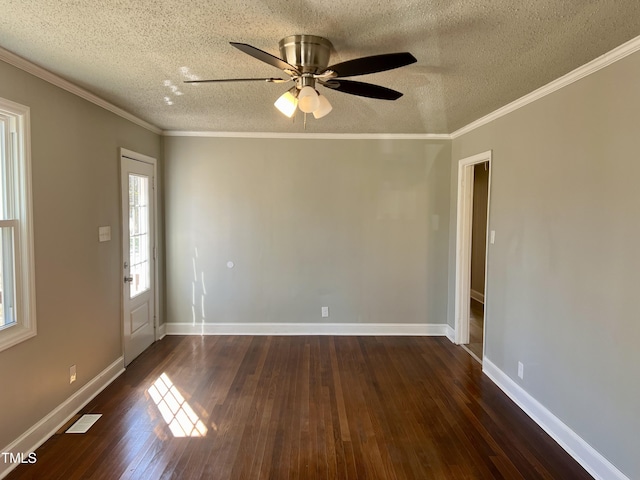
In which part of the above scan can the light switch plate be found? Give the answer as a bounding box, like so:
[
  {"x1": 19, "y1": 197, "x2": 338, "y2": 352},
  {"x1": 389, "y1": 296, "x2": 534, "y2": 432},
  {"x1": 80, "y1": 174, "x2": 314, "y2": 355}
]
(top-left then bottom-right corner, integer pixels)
[{"x1": 98, "y1": 226, "x2": 111, "y2": 242}]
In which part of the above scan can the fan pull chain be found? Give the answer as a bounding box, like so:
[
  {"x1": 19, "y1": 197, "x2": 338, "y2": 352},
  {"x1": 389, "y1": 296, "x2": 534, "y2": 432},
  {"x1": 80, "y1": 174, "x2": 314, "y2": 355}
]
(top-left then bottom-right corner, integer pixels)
[{"x1": 304, "y1": 113, "x2": 307, "y2": 130}]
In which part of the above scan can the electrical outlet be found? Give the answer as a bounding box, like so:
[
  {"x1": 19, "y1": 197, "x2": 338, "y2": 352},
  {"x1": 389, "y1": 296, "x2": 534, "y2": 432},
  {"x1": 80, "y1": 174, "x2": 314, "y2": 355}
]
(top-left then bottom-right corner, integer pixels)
[
  {"x1": 517, "y1": 361, "x2": 524, "y2": 379},
  {"x1": 321, "y1": 306, "x2": 329, "y2": 318},
  {"x1": 70, "y1": 364, "x2": 77, "y2": 384}
]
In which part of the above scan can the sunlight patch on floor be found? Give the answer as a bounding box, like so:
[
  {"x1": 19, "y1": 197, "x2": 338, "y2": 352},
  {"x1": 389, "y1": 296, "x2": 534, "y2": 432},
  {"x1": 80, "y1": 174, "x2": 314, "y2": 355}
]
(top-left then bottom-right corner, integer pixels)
[{"x1": 147, "y1": 372, "x2": 208, "y2": 438}]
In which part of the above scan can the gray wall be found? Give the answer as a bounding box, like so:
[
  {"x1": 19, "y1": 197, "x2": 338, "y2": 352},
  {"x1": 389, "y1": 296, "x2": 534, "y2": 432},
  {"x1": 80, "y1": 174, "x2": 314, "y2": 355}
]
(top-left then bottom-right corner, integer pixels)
[
  {"x1": 451, "y1": 50, "x2": 640, "y2": 478},
  {"x1": 164, "y1": 137, "x2": 450, "y2": 327},
  {"x1": 0, "y1": 60, "x2": 161, "y2": 450}
]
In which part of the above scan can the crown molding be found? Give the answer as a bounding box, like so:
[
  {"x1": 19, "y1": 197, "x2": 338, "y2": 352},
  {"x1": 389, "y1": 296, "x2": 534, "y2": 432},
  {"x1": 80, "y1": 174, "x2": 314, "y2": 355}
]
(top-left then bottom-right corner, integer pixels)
[
  {"x1": 0, "y1": 45, "x2": 446, "y2": 140},
  {"x1": 3, "y1": 31, "x2": 639, "y2": 141},
  {"x1": 162, "y1": 130, "x2": 451, "y2": 140},
  {"x1": 451, "y1": 34, "x2": 640, "y2": 139},
  {"x1": 0, "y1": 46, "x2": 162, "y2": 135}
]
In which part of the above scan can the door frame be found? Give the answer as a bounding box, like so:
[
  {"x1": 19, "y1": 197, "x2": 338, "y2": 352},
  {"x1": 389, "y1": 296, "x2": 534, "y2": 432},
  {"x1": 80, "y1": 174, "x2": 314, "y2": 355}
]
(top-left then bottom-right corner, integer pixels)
[
  {"x1": 120, "y1": 147, "x2": 160, "y2": 363},
  {"x1": 454, "y1": 150, "x2": 492, "y2": 347}
]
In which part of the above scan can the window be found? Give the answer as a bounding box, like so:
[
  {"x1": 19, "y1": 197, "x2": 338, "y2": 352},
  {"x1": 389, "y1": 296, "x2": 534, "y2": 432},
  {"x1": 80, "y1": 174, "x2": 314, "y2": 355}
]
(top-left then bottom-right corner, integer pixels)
[
  {"x1": 129, "y1": 174, "x2": 150, "y2": 297},
  {"x1": 0, "y1": 97, "x2": 36, "y2": 352}
]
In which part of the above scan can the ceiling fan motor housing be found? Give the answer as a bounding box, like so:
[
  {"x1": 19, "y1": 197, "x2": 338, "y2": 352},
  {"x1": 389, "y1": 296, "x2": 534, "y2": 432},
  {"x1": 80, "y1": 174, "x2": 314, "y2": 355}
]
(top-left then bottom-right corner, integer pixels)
[{"x1": 279, "y1": 35, "x2": 333, "y2": 78}]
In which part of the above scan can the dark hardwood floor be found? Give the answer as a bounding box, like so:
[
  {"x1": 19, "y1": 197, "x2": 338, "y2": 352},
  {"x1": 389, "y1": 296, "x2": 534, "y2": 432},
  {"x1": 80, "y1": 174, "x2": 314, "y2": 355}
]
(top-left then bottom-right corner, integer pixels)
[{"x1": 6, "y1": 336, "x2": 591, "y2": 479}]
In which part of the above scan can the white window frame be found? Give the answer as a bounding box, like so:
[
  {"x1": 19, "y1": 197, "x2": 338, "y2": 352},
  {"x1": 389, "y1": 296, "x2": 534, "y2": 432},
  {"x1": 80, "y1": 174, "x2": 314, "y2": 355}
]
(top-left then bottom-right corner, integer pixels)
[{"x1": 0, "y1": 97, "x2": 37, "y2": 352}]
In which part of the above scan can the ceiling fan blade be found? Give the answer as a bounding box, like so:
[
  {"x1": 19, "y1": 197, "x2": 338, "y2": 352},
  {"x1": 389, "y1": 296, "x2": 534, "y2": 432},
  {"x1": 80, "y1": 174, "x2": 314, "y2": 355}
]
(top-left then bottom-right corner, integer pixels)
[
  {"x1": 184, "y1": 78, "x2": 288, "y2": 83},
  {"x1": 325, "y1": 52, "x2": 417, "y2": 78},
  {"x1": 230, "y1": 42, "x2": 300, "y2": 74},
  {"x1": 321, "y1": 79, "x2": 404, "y2": 100}
]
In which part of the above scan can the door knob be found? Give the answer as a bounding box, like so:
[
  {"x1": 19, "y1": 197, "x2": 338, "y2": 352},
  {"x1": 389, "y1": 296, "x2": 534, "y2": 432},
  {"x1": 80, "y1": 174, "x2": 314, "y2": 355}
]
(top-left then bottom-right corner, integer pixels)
[{"x1": 124, "y1": 276, "x2": 133, "y2": 283}]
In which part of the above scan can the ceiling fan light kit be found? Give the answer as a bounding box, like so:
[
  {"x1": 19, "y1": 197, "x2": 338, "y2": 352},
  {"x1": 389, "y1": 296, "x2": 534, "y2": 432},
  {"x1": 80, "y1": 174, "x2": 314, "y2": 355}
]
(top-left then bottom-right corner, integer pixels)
[
  {"x1": 312, "y1": 94, "x2": 333, "y2": 119},
  {"x1": 297, "y1": 85, "x2": 320, "y2": 113},
  {"x1": 274, "y1": 88, "x2": 298, "y2": 118},
  {"x1": 185, "y1": 34, "x2": 417, "y2": 124}
]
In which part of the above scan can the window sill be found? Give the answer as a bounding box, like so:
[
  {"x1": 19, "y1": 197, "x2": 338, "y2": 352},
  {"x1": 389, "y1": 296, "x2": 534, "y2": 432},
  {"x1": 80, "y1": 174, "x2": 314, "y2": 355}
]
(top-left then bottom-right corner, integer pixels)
[{"x1": 0, "y1": 322, "x2": 37, "y2": 353}]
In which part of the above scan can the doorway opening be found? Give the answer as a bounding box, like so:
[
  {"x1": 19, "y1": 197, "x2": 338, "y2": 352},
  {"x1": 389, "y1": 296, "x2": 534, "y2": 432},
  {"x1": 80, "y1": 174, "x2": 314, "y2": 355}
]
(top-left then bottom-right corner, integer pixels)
[{"x1": 454, "y1": 150, "x2": 491, "y2": 363}]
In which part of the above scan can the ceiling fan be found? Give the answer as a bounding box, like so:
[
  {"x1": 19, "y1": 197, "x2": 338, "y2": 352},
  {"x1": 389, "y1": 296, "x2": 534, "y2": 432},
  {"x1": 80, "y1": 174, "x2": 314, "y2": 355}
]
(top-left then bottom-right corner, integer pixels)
[{"x1": 184, "y1": 35, "x2": 417, "y2": 121}]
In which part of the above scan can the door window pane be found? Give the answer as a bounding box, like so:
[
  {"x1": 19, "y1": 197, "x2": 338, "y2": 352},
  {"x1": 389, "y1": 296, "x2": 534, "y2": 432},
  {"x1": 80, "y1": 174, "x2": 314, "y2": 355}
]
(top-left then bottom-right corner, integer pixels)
[{"x1": 129, "y1": 174, "x2": 150, "y2": 298}]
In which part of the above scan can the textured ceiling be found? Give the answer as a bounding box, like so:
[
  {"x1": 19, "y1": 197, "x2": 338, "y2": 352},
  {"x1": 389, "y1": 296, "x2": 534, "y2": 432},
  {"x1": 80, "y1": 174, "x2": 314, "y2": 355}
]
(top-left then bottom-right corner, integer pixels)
[{"x1": 1, "y1": 1, "x2": 639, "y2": 134}]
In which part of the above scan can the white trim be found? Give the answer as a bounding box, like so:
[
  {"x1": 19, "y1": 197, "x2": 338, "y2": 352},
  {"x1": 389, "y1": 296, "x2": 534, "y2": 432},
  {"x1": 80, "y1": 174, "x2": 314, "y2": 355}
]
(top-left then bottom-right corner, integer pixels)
[
  {"x1": 445, "y1": 325, "x2": 456, "y2": 343},
  {"x1": 0, "y1": 357, "x2": 124, "y2": 479},
  {"x1": 451, "y1": 34, "x2": 640, "y2": 139},
  {"x1": 483, "y1": 358, "x2": 630, "y2": 480},
  {"x1": 470, "y1": 289, "x2": 485, "y2": 304},
  {"x1": 454, "y1": 150, "x2": 492, "y2": 345},
  {"x1": 157, "y1": 322, "x2": 167, "y2": 340},
  {"x1": 120, "y1": 148, "x2": 157, "y2": 166},
  {"x1": 0, "y1": 47, "x2": 161, "y2": 135},
  {"x1": 162, "y1": 130, "x2": 450, "y2": 140},
  {"x1": 165, "y1": 322, "x2": 450, "y2": 336}
]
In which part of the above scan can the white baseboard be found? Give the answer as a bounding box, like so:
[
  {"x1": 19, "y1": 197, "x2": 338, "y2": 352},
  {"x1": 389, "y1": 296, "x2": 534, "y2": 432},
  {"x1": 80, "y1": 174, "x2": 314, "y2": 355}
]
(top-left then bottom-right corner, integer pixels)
[
  {"x1": 157, "y1": 322, "x2": 167, "y2": 340},
  {"x1": 165, "y1": 322, "x2": 450, "y2": 336},
  {"x1": 445, "y1": 325, "x2": 456, "y2": 343},
  {"x1": 0, "y1": 357, "x2": 125, "y2": 479},
  {"x1": 470, "y1": 289, "x2": 485, "y2": 304},
  {"x1": 482, "y1": 358, "x2": 629, "y2": 480}
]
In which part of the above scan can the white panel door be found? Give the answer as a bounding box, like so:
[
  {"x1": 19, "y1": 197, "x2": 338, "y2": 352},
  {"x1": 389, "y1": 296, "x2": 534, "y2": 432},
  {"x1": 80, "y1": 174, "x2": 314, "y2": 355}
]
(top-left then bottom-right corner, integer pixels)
[{"x1": 121, "y1": 154, "x2": 156, "y2": 366}]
